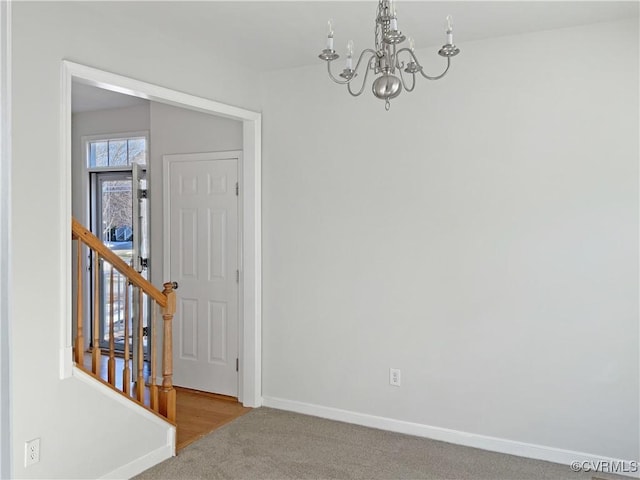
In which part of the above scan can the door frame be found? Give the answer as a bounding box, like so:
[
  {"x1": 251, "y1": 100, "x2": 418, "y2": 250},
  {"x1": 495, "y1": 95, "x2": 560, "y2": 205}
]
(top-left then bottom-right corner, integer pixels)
[
  {"x1": 163, "y1": 151, "x2": 243, "y2": 396},
  {"x1": 79, "y1": 132, "x2": 150, "y2": 350},
  {"x1": 91, "y1": 169, "x2": 149, "y2": 355},
  {"x1": 60, "y1": 61, "x2": 262, "y2": 407}
]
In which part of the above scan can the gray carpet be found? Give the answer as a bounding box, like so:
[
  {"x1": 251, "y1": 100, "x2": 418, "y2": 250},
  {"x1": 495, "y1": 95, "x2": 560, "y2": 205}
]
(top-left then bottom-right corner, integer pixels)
[{"x1": 135, "y1": 408, "x2": 626, "y2": 480}]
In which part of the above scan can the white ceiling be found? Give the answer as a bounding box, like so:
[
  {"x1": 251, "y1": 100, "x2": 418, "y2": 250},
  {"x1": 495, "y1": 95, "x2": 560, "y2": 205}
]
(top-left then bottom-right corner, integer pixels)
[
  {"x1": 82, "y1": 1, "x2": 638, "y2": 72},
  {"x1": 72, "y1": 1, "x2": 638, "y2": 112},
  {"x1": 72, "y1": 82, "x2": 149, "y2": 113}
]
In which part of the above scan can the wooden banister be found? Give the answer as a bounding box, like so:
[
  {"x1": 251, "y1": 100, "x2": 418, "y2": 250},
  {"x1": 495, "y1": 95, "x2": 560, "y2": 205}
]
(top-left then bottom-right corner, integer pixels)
[
  {"x1": 71, "y1": 216, "x2": 176, "y2": 425},
  {"x1": 72, "y1": 218, "x2": 166, "y2": 307}
]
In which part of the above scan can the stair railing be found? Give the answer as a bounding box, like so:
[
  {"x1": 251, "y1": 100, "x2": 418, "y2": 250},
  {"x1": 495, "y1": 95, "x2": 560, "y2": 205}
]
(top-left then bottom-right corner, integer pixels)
[{"x1": 71, "y1": 217, "x2": 177, "y2": 422}]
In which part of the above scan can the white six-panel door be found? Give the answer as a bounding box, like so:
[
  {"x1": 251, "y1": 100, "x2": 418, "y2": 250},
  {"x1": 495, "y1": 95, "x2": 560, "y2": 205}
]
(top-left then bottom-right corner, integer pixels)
[{"x1": 164, "y1": 152, "x2": 240, "y2": 396}]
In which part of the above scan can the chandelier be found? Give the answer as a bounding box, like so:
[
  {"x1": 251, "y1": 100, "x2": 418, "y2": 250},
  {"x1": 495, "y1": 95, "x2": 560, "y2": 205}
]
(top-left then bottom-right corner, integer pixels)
[{"x1": 318, "y1": 0, "x2": 460, "y2": 110}]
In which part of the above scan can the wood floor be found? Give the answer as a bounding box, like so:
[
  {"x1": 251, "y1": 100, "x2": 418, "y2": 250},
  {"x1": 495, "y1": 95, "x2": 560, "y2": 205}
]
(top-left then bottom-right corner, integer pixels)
[
  {"x1": 175, "y1": 386, "x2": 251, "y2": 450},
  {"x1": 82, "y1": 352, "x2": 251, "y2": 451}
]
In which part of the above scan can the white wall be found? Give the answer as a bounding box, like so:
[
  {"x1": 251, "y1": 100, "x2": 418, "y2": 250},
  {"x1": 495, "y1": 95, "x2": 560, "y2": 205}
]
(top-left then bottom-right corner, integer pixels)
[
  {"x1": 260, "y1": 18, "x2": 639, "y2": 463},
  {"x1": 10, "y1": 2, "x2": 257, "y2": 478},
  {"x1": 0, "y1": 2, "x2": 11, "y2": 478},
  {"x1": 148, "y1": 101, "x2": 242, "y2": 288}
]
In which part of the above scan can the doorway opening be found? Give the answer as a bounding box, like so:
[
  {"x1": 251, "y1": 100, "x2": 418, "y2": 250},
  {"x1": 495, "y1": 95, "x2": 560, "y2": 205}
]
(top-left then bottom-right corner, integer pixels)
[{"x1": 62, "y1": 61, "x2": 262, "y2": 407}]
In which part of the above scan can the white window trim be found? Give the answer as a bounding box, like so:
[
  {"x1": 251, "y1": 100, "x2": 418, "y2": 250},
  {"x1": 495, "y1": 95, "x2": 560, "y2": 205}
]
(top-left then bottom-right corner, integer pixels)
[{"x1": 83, "y1": 131, "x2": 149, "y2": 171}]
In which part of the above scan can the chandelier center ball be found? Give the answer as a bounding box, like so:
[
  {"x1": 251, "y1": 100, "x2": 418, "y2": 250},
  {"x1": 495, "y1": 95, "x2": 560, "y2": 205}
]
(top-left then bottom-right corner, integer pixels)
[{"x1": 372, "y1": 74, "x2": 402, "y2": 101}]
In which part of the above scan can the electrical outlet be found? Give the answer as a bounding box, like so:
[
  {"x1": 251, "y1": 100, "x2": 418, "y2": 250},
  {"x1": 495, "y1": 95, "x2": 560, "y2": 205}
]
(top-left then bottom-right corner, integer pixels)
[
  {"x1": 389, "y1": 368, "x2": 401, "y2": 387},
  {"x1": 25, "y1": 438, "x2": 40, "y2": 467}
]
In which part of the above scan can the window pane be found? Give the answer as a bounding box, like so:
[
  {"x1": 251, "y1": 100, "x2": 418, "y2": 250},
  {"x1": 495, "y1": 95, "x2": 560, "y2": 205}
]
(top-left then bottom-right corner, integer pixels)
[
  {"x1": 128, "y1": 138, "x2": 146, "y2": 165},
  {"x1": 101, "y1": 179, "x2": 133, "y2": 244},
  {"x1": 99, "y1": 178, "x2": 133, "y2": 349},
  {"x1": 108, "y1": 140, "x2": 127, "y2": 166},
  {"x1": 90, "y1": 141, "x2": 108, "y2": 167}
]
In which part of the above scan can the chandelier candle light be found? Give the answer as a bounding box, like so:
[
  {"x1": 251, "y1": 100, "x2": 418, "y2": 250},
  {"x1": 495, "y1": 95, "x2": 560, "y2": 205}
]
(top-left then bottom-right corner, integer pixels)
[{"x1": 318, "y1": 0, "x2": 460, "y2": 110}]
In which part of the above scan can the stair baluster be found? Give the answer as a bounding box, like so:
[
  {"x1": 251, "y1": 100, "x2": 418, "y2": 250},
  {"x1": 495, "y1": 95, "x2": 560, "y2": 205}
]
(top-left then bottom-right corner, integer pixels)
[
  {"x1": 150, "y1": 303, "x2": 159, "y2": 412},
  {"x1": 92, "y1": 254, "x2": 101, "y2": 375},
  {"x1": 135, "y1": 288, "x2": 145, "y2": 402},
  {"x1": 122, "y1": 281, "x2": 131, "y2": 395},
  {"x1": 75, "y1": 240, "x2": 84, "y2": 365},
  {"x1": 108, "y1": 267, "x2": 115, "y2": 385}
]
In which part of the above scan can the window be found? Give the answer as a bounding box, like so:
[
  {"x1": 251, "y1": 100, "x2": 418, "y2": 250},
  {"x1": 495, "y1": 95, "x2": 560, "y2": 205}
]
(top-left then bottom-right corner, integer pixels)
[{"x1": 88, "y1": 136, "x2": 146, "y2": 167}]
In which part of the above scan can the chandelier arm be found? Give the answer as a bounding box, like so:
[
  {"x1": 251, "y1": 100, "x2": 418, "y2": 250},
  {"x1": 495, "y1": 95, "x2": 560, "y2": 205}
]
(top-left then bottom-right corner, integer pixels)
[
  {"x1": 326, "y1": 61, "x2": 351, "y2": 85},
  {"x1": 396, "y1": 48, "x2": 452, "y2": 80},
  {"x1": 398, "y1": 67, "x2": 416, "y2": 93},
  {"x1": 418, "y1": 55, "x2": 451, "y2": 81},
  {"x1": 326, "y1": 49, "x2": 378, "y2": 85},
  {"x1": 347, "y1": 55, "x2": 376, "y2": 97}
]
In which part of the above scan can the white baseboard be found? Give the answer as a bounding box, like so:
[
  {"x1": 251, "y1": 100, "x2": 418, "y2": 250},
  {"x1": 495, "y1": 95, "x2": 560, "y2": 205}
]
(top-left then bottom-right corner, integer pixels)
[
  {"x1": 100, "y1": 442, "x2": 173, "y2": 480},
  {"x1": 262, "y1": 396, "x2": 639, "y2": 479}
]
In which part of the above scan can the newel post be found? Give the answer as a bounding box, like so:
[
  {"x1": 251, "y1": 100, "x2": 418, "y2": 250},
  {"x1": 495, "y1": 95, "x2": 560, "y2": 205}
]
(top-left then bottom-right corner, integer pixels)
[{"x1": 159, "y1": 281, "x2": 177, "y2": 422}]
